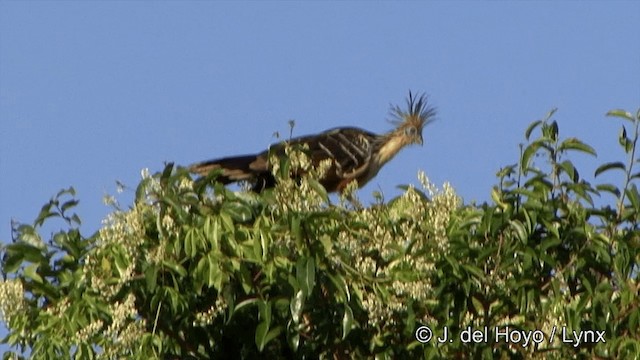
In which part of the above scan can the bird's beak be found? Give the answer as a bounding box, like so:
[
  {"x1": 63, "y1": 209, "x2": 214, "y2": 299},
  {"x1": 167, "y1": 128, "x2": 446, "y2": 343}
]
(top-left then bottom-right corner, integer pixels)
[{"x1": 416, "y1": 134, "x2": 424, "y2": 146}]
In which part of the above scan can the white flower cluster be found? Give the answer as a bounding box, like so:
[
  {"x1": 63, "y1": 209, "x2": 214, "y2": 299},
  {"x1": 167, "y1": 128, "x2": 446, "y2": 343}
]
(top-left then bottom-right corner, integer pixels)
[
  {"x1": 69, "y1": 295, "x2": 144, "y2": 359},
  {"x1": 193, "y1": 296, "x2": 227, "y2": 327},
  {"x1": 0, "y1": 280, "x2": 26, "y2": 325},
  {"x1": 104, "y1": 294, "x2": 142, "y2": 347},
  {"x1": 141, "y1": 168, "x2": 160, "y2": 191},
  {"x1": 84, "y1": 204, "x2": 148, "y2": 299},
  {"x1": 335, "y1": 171, "x2": 461, "y2": 330},
  {"x1": 538, "y1": 268, "x2": 573, "y2": 350},
  {"x1": 271, "y1": 147, "x2": 329, "y2": 214},
  {"x1": 74, "y1": 293, "x2": 147, "y2": 358},
  {"x1": 178, "y1": 176, "x2": 194, "y2": 192},
  {"x1": 75, "y1": 319, "x2": 104, "y2": 343},
  {"x1": 420, "y1": 173, "x2": 460, "y2": 252},
  {"x1": 361, "y1": 292, "x2": 396, "y2": 328},
  {"x1": 98, "y1": 204, "x2": 147, "y2": 256},
  {"x1": 44, "y1": 297, "x2": 70, "y2": 318}
]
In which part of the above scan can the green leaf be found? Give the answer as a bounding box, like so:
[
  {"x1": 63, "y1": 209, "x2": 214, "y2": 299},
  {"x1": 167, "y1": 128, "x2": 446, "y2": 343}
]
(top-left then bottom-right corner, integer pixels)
[
  {"x1": 540, "y1": 237, "x2": 562, "y2": 253},
  {"x1": 290, "y1": 290, "x2": 304, "y2": 324},
  {"x1": 204, "y1": 217, "x2": 220, "y2": 249},
  {"x1": 521, "y1": 140, "x2": 542, "y2": 173},
  {"x1": 220, "y1": 212, "x2": 235, "y2": 233},
  {"x1": 591, "y1": 242, "x2": 612, "y2": 264},
  {"x1": 558, "y1": 160, "x2": 578, "y2": 182},
  {"x1": 1, "y1": 252, "x2": 24, "y2": 274},
  {"x1": 595, "y1": 162, "x2": 626, "y2": 177},
  {"x1": 24, "y1": 264, "x2": 43, "y2": 284},
  {"x1": 184, "y1": 228, "x2": 195, "y2": 258},
  {"x1": 288, "y1": 331, "x2": 300, "y2": 353},
  {"x1": 491, "y1": 187, "x2": 508, "y2": 210},
  {"x1": 626, "y1": 184, "x2": 640, "y2": 212},
  {"x1": 207, "y1": 252, "x2": 223, "y2": 290},
  {"x1": 543, "y1": 108, "x2": 558, "y2": 121},
  {"x1": 60, "y1": 199, "x2": 79, "y2": 214},
  {"x1": 595, "y1": 183, "x2": 621, "y2": 197},
  {"x1": 509, "y1": 220, "x2": 528, "y2": 244},
  {"x1": 238, "y1": 263, "x2": 253, "y2": 295},
  {"x1": 53, "y1": 231, "x2": 70, "y2": 251},
  {"x1": 296, "y1": 257, "x2": 316, "y2": 297},
  {"x1": 56, "y1": 186, "x2": 76, "y2": 198},
  {"x1": 607, "y1": 109, "x2": 634, "y2": 122},
  {"x1": 619, "y1": 126, "x2": 633, "y2": 153},
  {"x1": 558, "y1": 138, "x2": 597, "y2": 157},
  {"x1": 524, "y1": 120, "x2": 543, "y2": 140},
  {"x1": 222, "y1": 201, "x2": 253, "y2": 222},
  {"x1": 290, "y1": 216, "x2": 301, "y2": 242},
  {"x1": 255, "y1": 300, "x2": 272, "y2": 351},
  {"x1": 38, "y1": 201, "x2": 58, "y2": 221},
  {"x1": 75, "y1": 343, "x2": 93, "y2": 359},
  {"x1": 263, "y1": 327, "x2": 284, "y2": 351},
  {"x1": 567, "y1": 182, "x2": 595, "y2": 206},
  {"x1": 326, "y1": 273, "x2": 350, "y2": 302},
  {"x1": 233, "y1": 298, "x2": 259, "y2": 315},
  {"x1": 629, "y1": 306, "x2": 639, "y2": 336},
  {"x1": 4, "y1": 241, "x2": 46, "y2": 268},
  {"x1": 145, "y1": 266, "x2": 158, "y2": 292},
  {"x1": 319, "y1": 234, "x2": 333, "y2": 254},
  {"x1": 496, "y1": 164, "x2": 516, "y2": 179},
  {"x1": 101, "y1": 257, "x2": 112, "y2": 273},
  {"x1": 471, "y1": 296, "x2": 485, "y2": 316},
  {"x1": 16, "y1": 224, "x2": 45, "y2": 249},
  {"x1": 162, "y1": 260, "x2": 187, "y2": 277},
  {"x1": 162, "y1": 196, "x2": 188, "y2": 222},
  {"x1": 547, "y1": 120, "x2": 559, "y2": 141},
  {"x1": 114, "y1": 251, "x2": 129, "y2": 276},
  {"x1": 161, "y1": 162, "x2": 174, "y2": 182},
  {"x1": 462, "y1": 264, "x2": 484, "y2": 279},
  {"x1": 307, "y1": 178, "x2": 329, "y2": 203},
  {"x1": 342, "y1": 305, "x2": 354, "y2": 340},
  {"x1": 71, "y1": 213, "x2": 82, "y2": 226}
]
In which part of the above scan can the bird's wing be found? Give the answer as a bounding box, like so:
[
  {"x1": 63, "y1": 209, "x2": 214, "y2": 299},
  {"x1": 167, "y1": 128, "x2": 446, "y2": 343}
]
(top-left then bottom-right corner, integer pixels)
[
  {"x1": 191, "y1": 127, "x2": 380, "y2": 192},
  {"x1": 265, "y1": 127, "x2": 378, "y2": 178},
  {"x1": 190, "y1": 154, "x2": 269, "y2": 182}
]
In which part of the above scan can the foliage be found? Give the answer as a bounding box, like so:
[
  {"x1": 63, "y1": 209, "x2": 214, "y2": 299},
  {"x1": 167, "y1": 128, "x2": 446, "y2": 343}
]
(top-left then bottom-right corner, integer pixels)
[{"x1": 1, "y1": 108, "x2": 639, "y2": 359}]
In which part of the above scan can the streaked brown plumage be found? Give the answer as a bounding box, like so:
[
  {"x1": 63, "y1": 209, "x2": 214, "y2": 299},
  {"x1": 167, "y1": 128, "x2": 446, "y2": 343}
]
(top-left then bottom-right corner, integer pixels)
[{"x1": 190, "y1": 92, "x2": 436, "y2": 193}]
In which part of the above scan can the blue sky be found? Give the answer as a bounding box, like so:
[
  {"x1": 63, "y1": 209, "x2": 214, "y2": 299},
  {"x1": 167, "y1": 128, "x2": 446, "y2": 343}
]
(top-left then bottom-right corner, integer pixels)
[{"x1": 0, "y1": 1, "x2": 639, "y2": 352}]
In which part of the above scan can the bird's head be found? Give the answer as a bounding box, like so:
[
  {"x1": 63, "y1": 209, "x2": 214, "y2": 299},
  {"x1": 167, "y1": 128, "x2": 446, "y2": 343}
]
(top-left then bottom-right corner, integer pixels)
[{"x1": 389, "y1": 91, "x2": 436, "y2": 146}]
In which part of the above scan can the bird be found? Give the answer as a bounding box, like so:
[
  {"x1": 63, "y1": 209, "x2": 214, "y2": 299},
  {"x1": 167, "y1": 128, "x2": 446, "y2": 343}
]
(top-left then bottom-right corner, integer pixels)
[{"x1": 189, "y1": 92, "x2": 436, "y2": 193}]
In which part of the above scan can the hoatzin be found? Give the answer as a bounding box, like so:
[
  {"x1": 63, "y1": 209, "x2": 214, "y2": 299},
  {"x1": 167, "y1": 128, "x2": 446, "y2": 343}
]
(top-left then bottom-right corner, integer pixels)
[{"x1": 190, "y1": 92, "x2": 436, "y2": 193}]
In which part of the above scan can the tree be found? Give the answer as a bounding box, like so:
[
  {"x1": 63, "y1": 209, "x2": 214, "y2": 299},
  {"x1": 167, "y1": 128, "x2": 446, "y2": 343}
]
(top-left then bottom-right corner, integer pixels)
[{"x1": 1, "y1": 108, "x2": 639, "y2": 359}]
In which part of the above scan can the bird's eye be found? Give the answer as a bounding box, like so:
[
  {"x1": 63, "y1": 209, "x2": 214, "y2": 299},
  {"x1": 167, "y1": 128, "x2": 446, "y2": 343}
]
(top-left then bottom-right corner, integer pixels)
[{"x1": 405, "y1": 127, "x2": 417, "y2": 136}]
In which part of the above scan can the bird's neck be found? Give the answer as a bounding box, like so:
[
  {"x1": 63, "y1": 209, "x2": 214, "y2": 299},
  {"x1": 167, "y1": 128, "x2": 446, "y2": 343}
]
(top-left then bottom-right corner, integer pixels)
[{"x1": 374, "y1": 133, "x2": 407, "y2": 166}]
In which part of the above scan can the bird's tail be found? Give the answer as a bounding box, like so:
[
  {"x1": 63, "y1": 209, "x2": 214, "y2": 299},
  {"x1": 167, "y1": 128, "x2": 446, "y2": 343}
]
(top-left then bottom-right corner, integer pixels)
[{"x1": 189, "y1": 155, "x2": 261, "y2": 184}]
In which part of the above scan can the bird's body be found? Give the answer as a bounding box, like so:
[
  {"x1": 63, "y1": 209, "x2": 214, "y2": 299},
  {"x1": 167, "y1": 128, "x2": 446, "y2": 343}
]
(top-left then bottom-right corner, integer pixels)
[{"x1": 190, "y1": 92, "x2": 435, "y2": 193}]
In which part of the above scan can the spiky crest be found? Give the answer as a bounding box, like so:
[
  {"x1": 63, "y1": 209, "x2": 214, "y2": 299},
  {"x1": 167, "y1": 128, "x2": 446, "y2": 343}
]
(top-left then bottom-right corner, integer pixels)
[{"x1": 389, "y1": 91, "x2": 436, "y2": 131}]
